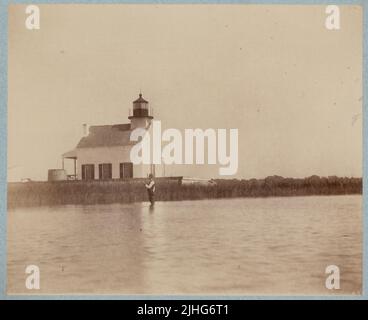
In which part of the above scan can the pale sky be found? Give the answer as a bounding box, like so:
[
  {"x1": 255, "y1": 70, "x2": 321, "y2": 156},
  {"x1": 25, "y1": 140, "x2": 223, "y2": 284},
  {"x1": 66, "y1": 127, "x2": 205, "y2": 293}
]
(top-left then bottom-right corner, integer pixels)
[{"x1": 8, "y1": 4, "x2": 362, "y2": 181}]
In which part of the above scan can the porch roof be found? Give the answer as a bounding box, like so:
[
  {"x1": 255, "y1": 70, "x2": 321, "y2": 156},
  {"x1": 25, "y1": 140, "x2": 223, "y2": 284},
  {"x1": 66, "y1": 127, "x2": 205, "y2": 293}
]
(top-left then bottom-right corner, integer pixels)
[{"x1": 63, "y1": 149, "x2": 77, "y2": 159}]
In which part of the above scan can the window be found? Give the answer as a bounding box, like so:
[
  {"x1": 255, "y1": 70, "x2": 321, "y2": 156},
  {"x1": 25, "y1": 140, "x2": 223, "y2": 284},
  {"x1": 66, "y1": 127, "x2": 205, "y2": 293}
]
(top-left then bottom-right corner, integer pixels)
[
  {"x1": 120, "y1": 162, "x2": 133, "y2": 179},
  {"x1": 98, "y1": 163, "x2": 112, "y2": 180},
  {"x1": 81, "y1": 164, "x2": 95, "y2": 180}
]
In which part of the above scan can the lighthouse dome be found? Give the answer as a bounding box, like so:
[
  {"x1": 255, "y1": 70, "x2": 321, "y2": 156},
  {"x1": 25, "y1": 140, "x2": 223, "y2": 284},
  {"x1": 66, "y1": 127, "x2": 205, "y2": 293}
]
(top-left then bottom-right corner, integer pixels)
[
  {"x1": 133, "y1": 93, "x2": 148, "y2": 104},
  {"x1": 129, "y1": 93, "x2": 153, "y2": 128},
  {"x1": 130, "y1": 93, "x2": 152, "y2": 119}
]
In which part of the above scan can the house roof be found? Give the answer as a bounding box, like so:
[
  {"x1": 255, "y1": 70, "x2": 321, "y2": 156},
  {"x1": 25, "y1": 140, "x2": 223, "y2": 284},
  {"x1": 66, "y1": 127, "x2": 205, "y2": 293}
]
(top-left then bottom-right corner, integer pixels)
[{"x1": 76, "y1": 123, "x2": 136, "y2": 148}]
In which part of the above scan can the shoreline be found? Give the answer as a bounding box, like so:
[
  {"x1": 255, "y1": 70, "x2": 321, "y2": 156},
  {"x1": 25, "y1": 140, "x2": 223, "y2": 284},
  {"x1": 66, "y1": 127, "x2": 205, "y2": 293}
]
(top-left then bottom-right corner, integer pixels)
[{"x1": 7, "y1": 176, "x2": 362, "y2": 209}]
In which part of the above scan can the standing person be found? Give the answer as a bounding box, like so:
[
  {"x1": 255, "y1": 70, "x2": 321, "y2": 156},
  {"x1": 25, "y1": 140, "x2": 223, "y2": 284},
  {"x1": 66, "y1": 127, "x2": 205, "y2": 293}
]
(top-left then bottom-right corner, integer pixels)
[{"x1": 145, "y1": 174, "x2": 156, "y2": 206}]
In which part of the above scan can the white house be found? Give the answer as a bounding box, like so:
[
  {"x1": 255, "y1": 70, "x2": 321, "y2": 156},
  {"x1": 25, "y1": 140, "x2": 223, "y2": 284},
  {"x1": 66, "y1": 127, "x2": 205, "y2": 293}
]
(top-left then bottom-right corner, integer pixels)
[{"x1": 62, "y1": 94, "x2": 163, "y2": 180}]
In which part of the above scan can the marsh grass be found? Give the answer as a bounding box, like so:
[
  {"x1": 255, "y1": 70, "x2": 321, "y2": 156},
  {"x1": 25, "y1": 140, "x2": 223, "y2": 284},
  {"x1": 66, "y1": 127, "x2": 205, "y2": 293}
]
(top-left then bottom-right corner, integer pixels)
[{"x1": 7, "y1": 175, "x2": 362, "y2": 208}]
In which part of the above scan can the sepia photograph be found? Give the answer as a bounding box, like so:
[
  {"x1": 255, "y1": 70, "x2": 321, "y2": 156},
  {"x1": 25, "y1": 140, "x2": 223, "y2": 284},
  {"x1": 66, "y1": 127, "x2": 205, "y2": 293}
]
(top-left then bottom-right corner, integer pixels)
[{"x1": 6, "y1": 4, "x2": 362, "y2": 295}]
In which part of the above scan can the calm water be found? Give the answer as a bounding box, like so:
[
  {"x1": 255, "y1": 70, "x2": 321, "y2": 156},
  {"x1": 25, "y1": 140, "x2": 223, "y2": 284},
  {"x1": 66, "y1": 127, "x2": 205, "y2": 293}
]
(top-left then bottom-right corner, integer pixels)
[{"x1": 7, "y1": 195, "x2": 362, "y2": 295}]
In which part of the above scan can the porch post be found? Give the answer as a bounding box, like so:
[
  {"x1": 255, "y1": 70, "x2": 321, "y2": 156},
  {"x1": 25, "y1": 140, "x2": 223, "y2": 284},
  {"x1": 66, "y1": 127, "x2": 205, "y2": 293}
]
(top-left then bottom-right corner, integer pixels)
[{"x1": 74, "y1": 159, "x2": 77, "y2": 179}]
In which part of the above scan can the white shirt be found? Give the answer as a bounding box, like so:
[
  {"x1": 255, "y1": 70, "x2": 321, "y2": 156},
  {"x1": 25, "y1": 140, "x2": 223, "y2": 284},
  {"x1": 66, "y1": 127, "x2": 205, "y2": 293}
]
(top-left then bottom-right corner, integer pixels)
[{"x1": 145, "y1": 180, "x2": 155, "y2": 192}]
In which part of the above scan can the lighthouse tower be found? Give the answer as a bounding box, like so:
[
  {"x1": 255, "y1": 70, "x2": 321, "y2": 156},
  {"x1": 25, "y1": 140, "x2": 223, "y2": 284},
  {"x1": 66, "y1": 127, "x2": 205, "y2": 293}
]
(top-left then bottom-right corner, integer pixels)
[{"x1": 129, "y1": 93, "x2": 153, "y2": 129}]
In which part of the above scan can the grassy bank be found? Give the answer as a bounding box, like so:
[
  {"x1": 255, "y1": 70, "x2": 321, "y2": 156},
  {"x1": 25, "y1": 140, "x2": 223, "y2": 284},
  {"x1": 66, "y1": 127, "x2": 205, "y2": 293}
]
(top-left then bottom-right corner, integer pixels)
[{"x1": 7, "y1": 175, "x2": 362, "y2": 208}]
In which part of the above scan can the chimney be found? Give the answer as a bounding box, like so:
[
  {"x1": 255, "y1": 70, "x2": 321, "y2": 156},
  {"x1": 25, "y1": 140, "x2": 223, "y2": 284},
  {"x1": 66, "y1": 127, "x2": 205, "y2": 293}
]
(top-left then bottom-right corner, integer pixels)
[{"x1": 82, "y1": 123, "x2": 89, "y2": 137}]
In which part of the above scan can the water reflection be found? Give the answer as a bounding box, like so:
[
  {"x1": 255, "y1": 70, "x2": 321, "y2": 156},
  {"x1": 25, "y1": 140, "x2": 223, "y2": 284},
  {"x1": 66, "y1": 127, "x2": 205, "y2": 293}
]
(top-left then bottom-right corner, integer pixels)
[
  {"x1": 7, "y1": 195, "x2": 362, "y2": 295},
  {"x1": 149, "y1": 204, "x2": 155, "y2": 213}
]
